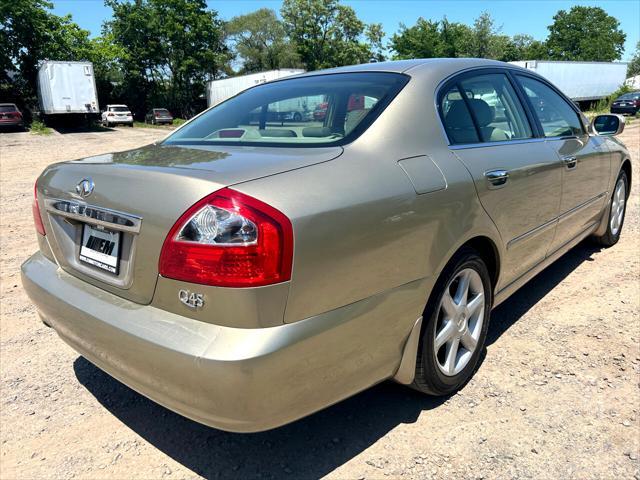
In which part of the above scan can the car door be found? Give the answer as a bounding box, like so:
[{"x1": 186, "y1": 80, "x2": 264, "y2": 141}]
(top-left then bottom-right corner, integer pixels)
[
  {"x1": 439, "y1": 70, "x2": 563, "y2": 286},
  {"x1": 515, "y1": 75, "x2": 610, "y2": 252}
]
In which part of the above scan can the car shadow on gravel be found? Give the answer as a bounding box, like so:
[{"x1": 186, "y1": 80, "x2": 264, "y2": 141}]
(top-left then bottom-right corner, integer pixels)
[
  {"x1": 74, "y1": 357, "x2": 446, "y2": 479},
  {"x1": 73, "y1": 241, "x2": 601, "y2": 480},
  {"x1": 487, "y1": 241, "x2": 601, "y2": 345}
]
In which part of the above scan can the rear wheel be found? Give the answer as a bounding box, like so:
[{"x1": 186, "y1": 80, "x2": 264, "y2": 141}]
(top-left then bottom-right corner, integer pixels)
[
  {"x1": 412, "y1": 248, "x2": 492, "y2": 395},
  {"x1": 593, "y1": 170, "x2": 628, "y2": 247}
]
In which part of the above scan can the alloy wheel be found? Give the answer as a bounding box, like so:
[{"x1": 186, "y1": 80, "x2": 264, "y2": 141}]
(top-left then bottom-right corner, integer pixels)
[
  {"x1": 610, "y1": 178, "x2": 626, "y2": 236},
  {"x1": 433, "y1": 268, "x2": 485, "y2": 376}
]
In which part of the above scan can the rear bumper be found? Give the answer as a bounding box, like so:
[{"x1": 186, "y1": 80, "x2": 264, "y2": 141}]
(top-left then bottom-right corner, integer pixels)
[
  {"x1": 106, "y1": 118, "x2": 133, "y2": 124},
  {"x1": 21, "y1": 252, "x2": 422, "y2": 432},
  {"x1": 0, "y1": 119, "x2": 24, "y2": 127},
  {"x1": 610, "y1": 106, "x2": 638, "y2": 115}
]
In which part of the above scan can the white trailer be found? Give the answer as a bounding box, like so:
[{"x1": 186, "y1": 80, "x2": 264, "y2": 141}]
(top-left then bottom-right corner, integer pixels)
[
  {"x1": 509, "y1": 60, "x2": 628, "y2": 101},
  {"x1": 37, "y1": 61, "x2": 99, "y2": 115},
  {"x1": 206, "y1": 69, "x2": 305, "y2": 108}
]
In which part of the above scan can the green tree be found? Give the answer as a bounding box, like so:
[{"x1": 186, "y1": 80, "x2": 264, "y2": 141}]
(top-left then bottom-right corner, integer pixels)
[
  {"x1": 389, "y1": 17, "x2": 471, "y2": 59},
  {"x1": 105, "y1": 0, "x2": 229, "y2": 117},
  {"x1": 627, "y1": 41, "x2": 640, "y2": 78},
  {"x1": 365, "y1": 23, "x2": 386, "y2": 62},
  {"x1": 509, "y1": 34, "x2": 549, "y2": 60},
  {"x1": 547, "y1": 6, "x2": 625, "y2": 61},
  {"x1": 226, "y1": 8, "x2": 302, "y2": 73},
  {"x1": 281, "y1": 0, "x2": 381, "y2": 70}
]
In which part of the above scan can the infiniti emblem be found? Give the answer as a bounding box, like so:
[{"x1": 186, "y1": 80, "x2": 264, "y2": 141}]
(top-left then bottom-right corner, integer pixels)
[{"x1": 75, "y1": 178, "x2": 94, "y2": 198}]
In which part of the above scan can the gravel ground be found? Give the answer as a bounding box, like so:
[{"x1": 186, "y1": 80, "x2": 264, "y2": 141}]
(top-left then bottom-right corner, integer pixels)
[{"x1": 1, "y1": 124, "x2": 639, "y2": 480}]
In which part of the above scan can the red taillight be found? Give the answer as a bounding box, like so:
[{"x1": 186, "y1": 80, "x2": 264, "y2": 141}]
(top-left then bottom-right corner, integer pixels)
[
  {"x1": 32, "y1": 180, "x2": 46, "y2": 236},
  {"x1": 159, "y1": 188, "x2": 293, "y2": 287},
  {"x1": 107, "y1": 112, "x2": 114, "y2": 116}
]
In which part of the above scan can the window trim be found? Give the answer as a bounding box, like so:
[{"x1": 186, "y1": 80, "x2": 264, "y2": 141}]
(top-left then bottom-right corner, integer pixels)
[{"x1": 436, "y1": 67, "x2": 539, "y2": 147}]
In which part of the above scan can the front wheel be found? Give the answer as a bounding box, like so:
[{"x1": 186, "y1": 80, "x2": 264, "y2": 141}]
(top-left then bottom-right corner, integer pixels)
[
  {"x1": 593, "y1": 170, "x2": 628, "y2": 247},
  {"x1": 412, "y1": 248, "x2": 492, "y2": 396}
]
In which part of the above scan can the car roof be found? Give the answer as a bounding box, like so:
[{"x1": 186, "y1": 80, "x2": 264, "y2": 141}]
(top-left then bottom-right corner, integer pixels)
[
  {"x1": 0, "y1": 103, "x2": 17, "y2": 107},
  {"x1": 294, "y1": 58, "x2": 516, "y2": 77},
  {"x1": 108, "y1": 104, "x2": 129, "y2": 107}
]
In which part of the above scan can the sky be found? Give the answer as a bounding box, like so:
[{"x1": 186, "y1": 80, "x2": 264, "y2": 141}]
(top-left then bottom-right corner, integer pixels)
[{"x1": 51, "y1": 0, "x2": 640, "y2": 61}]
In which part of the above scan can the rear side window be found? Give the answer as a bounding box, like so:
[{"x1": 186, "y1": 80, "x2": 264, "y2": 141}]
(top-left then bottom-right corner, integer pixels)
[
  {"x1": 440, "y1": 73, "x2": 532, "y2": 144},
  {"x1": 516, "y1": 76, "x2": 583, "y2": 138}
]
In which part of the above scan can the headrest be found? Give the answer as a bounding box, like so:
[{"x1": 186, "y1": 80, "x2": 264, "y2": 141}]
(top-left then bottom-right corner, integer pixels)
[
  {"x1": 302, "y1": 126, "x2": 332, "y2": 137},
  {"x1": 259, "y1": 129, "x2": 297, "y2": 138},
  {"x1": 467, "y1": 98, "x2": 494, "y2": 127},
  {"x1": 445, "y1": 99, "x2": 494, "y2": 128}
]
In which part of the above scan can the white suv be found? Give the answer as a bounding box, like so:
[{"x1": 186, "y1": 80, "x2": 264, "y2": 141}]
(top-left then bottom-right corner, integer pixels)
[{"x1": 102, "y1": 105, "x2": 133, "y2": 127}]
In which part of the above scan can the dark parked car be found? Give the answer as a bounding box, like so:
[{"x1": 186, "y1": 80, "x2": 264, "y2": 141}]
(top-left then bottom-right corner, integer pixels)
[
  {"x1": 145, "y1": 108, "x2": 174, "y2": 125},
  {"x1": 0, "y1": 103, "x2": 24, "y2": 130},
  {"x1": 610, "y1": 92, "x2": 640, "y2": 115}
]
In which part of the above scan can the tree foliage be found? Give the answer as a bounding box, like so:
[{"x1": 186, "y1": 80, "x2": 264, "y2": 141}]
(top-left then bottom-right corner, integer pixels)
[
  {"x1": 226, "y1": 8, "x2": 302, "y2": 73},
  {"x1": 281, "y1": 0, "x2": 382, "y2": 70},
  {"x1": 546, "y1": 6, "x2": 626, "y2": 61},
  {"x1": 105, "y1": 0, "x2": 229, "y2": 117},
  {"x1": 390, "y1": 13, "x2": 550, "y2": 62},
  {"x1": 628, "y1": 42, "x2": 640, "y2": 78}
]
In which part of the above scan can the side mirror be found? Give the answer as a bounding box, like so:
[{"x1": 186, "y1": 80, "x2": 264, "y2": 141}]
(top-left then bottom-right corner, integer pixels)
[{"x1": 592, "y1": 114, "x2": 625, "y2": 136}]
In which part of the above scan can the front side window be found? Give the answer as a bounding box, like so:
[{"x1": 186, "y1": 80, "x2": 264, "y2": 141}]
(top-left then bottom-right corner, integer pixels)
[
  {"x1": 165, "y1": 72, "x2": 408, "y2": 147},
  {"x1": 517, "y1": 76, "x2": 583, "y2": 138},
  {"x1": 441, "y1": 73, "x2": 533, "y2": 144}
]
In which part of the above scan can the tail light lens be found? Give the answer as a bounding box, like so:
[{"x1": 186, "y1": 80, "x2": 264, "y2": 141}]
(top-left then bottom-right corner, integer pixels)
[
  {"x1": 32, "y1": 180, "x2": 46, "y2": 236},
  {"x1": 107, "y1": 112, "x2": 114, "y2": 116},
  {"x1": 159, "y1": 188, "x2": 293, "y2": 287}
]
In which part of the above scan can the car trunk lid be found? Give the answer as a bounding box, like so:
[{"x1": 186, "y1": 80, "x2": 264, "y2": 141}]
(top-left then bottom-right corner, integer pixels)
[{"x1": 37, "y1": 143, "x2": 342, "y2": 304}]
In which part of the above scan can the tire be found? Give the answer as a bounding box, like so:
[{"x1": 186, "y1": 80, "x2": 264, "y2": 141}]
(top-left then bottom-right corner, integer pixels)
[
  {"x1": 293, "y1": 112, "x2": 302, "y2": 122},
  {"x1": 412, "y1": 247, "x2": 492, "y2": 396},
  {"x1": 593, "y1": 170, "x2": 628, "y2": 247}
]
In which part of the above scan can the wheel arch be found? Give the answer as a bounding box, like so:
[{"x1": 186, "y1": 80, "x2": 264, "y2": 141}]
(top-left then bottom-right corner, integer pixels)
[
  {"x1": 621, "y1": 158, "x2": 632, "y2": 197},
  {"x1": 393, "y1": 233, "x2": 501, "y2": 385}
]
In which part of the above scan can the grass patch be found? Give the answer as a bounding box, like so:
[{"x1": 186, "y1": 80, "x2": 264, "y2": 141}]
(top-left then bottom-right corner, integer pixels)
[
  {"x1": 29, "y1": 120, "x2": 52, "y2": 135},
  {"x1": 133, "y1": 118, "x2": 185, "y2": 129}
]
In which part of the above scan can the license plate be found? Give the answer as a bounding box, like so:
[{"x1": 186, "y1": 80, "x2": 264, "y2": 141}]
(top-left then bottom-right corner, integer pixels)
[{"x1": 79, "y1": 224, "x2": 121, "y2": 274}]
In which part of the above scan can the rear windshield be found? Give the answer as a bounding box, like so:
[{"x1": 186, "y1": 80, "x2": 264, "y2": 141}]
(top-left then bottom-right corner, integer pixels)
[
  {"x1": 164, "y1": 72, "x2": 409, "y2": 147},
  {"x1": 618, "y1": 92, "x2": 640, "y2": 100},
  {"x1": 155, "y1": 109, "x2": 170, "y2": 114},
  {"x1": 109, "y1": 106, "x2": 129, "y2": 112},
  {"x1": 0, "y1": 105, "x2": 17, "y2": 112}
]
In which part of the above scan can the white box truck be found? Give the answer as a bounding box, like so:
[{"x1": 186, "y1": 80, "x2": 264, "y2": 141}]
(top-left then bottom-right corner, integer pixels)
[
  {"x1": 206, "y1": 69, "x2": 305, "y2": 108},
  {"x1": 37, "y1": 61, "x2": 100, "y2": 117},
  {"x1": 509, "y1": 60, "x2": 628, "y2": 102}
]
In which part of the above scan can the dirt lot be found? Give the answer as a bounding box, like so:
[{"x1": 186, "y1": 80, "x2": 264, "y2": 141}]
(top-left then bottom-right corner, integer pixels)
[{"x1": 1, "y1": 124, "x2": 639, "y2": 480}]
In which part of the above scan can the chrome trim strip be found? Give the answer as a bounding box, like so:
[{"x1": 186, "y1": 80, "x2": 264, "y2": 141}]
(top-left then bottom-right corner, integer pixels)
[
  {"x1": 44, "y1": 199, "x2": 142, "y2": 234},
  {"x1": 450, "y1": 137, "x2": 547, "y2": 150},
  {"x1": 494, "y1": 220, "x2": 599, "y2": 308},
  {"x1": 507, "y1": 217, "x2": 558, "y2": 250},
  {"x1": 558, "y1": 192, "x2": 607, "y2": 222},
  {"x1": 506, "y1": 192, "x2": 607, "y2": 250}
]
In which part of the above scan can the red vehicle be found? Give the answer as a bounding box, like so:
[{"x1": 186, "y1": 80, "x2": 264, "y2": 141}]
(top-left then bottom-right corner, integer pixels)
[
  {"x1": 312, "y1": 102, "x2": 328, "y2": 121},
  {"x1": 0, "y1": 103, "x2": 24, "y2": 130}
]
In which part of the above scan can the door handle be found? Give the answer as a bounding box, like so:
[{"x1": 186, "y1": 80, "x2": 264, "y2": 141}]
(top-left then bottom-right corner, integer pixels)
[
  {"x1": 485, "y1": 169, "x2": 509, "y2": 187},
  {"x1": 562, "y1": 156, "x2": 577, "y2": 169}
]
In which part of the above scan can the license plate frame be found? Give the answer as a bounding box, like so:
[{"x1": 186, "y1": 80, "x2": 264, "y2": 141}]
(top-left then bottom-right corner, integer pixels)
[{"x1": 79, "y1": 223, "x2": 122, "y2": 275}]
